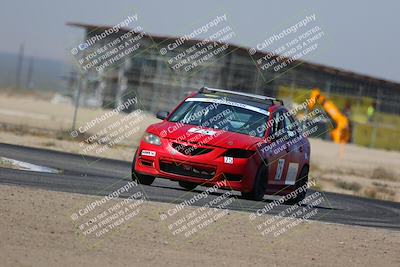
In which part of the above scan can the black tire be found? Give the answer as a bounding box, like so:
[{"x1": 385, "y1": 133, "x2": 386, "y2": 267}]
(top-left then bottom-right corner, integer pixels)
[
  {"x1": 285, "y1": 166, "x2": 309, "y2": 205},
  {"x1": 241, "y1": 164, "x2": 267, "y2": 201},
  {"x1": 178, "y1": 181, "x2": 198, "y2": 191},
  {"x1": 131, "y1": 152, "x2": 155, "y2": 186}
]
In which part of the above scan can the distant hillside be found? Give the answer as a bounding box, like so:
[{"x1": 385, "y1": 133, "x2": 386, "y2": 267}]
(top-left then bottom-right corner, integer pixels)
[{"x1": 0, "y1": 52, "x2": 69, "y2": 91}]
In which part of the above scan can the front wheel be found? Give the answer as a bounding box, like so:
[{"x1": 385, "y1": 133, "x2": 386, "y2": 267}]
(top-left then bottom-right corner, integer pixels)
[
  {"x1": 131, "y1": 152, "x2": 155, "y2": 185},
  {"x1": 241, "y1": 164, "x2": 267, "y2": 201}
]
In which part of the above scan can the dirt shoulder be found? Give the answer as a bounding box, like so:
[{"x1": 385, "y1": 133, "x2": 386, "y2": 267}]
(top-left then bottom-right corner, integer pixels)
[{"x1": 0, "y1": 184, "x2": 399, "y2": 267}]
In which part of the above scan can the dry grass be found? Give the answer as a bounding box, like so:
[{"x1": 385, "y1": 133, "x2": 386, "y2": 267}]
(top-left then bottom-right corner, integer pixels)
[
  {"x1": 364, "y1": 186, "x2": 396, "y2": 201},
  {"x1": 334, "y1": 180, "x2": 362, "y2": 192},
  {"x1": 309, "y1": 178, "x2": 324, "y2": 191},
  {"x1": 370, "y1": 167, "x2": 398, "y2": 182},
  {"x1": 41, "y1": 141, "x2": 56, "y2": 147},
  {"x1": 310, "y1": 163, "x2": 361, "y2": 178}
]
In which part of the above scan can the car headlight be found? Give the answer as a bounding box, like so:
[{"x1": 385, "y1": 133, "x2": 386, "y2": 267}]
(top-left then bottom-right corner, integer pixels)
[{"x1": 143, "y1": 133, "x2": 161, "y2": 146}]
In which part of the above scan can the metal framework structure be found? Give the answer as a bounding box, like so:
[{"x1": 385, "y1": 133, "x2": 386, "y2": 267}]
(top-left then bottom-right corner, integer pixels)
[{"x1": 67, "y1": 22, "x2": 400, "y2": 116}]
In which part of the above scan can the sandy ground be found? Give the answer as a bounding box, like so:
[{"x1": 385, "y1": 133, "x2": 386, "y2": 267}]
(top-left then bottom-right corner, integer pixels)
[
  {"x1": 0, "y1": 92, "x2": 158, "y2": 133},
  {"x1": 0, "y1": 92, "x2": 399, "y2": 201},
  {"x1": 1, "y1": 93, "x2": 400, "y2": 266},
  {"x1": 0, "y1": 184, "x2": 399, "y2": 267},
  {"x1": 309, "y1": 139, "x2": 400, "y2": 201}
]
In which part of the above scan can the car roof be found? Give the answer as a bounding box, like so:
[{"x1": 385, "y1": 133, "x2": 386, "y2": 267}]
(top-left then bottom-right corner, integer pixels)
[{"x1": 192, "y1": 92, "x2": 273, "y2": 112}]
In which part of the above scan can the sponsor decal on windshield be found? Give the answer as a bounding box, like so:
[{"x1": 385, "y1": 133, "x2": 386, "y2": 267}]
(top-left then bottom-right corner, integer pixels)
[
  {"x1": 185, "y1": 97, "x2": 269, "y2": 116},
  {"x1": 188, "y1": 127, "x2": 217, "y2": 136}
]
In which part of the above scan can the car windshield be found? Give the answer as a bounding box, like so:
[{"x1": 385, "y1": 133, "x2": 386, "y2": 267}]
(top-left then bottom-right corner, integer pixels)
[{"x1": 168, "y1": 99, "x2": 268, "y2": 137}]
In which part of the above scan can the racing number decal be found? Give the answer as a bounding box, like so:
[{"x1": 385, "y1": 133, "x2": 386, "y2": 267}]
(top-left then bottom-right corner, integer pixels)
[
  {"x1": 274, "y1": 159, "x2": 299, "y2": 185},
  {"x1": 274, "y1": 159, "x2": 285, "y2": 180},
  {"x1": 285, "y1": 163, "x2": 299, "y2": 185},
  {"x1": 224, "y1": 156, "x2": 233, "y2": 164}
]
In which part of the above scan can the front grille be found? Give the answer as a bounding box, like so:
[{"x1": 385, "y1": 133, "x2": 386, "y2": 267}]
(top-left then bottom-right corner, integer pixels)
[
  {"x1": 171, "y1": 142, "x2": 213, "y2": 156},
  {"x1": 159, "y1": 160, "x2": 216, "y2": 179},
  {"x1": 224, "y1": 149, "x2": 255, "y2": 158},
  {"x1": 223, "y1": 173, "x2": 242, "y2": 181}
]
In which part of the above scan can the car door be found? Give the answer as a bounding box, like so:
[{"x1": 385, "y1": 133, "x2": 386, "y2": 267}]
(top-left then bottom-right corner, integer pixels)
[
  {"x1": 262, "y1": 109, "x2": 291, "y2": 186},
  {"x1": 281, "y1": 111, "x2": 302, "y2": 186}
]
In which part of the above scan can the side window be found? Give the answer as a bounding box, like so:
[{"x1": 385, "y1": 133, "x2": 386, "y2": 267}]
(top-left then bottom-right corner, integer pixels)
[
  {"x1": 277, "y1": 111, "x2": 285, "y2": 134},
  {"x1": 283, "y1": 112, "x2": 297, "y2": 138},
  {"x1": 270, "y1": 111, "x2": 285, "y2": 141}
]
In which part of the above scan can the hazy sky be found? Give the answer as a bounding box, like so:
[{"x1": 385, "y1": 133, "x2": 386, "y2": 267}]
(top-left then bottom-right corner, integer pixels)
[{"x1": 1, "y1": 0, "x2": 399, "y2": 82}]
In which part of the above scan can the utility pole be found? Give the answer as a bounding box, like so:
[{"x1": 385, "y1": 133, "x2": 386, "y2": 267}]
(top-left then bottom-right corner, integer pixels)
[
  {"x1": 370, "y1": 88, "x2": 381, "y2": 148},
  {"x1": 26, "y1": 57, "x2": 34, "y2": 89},
  {"x1": 16, "y1": 43, "x2": 24, "y2": 90},
  {"x1": 72, "y1": 74, "x2": 82, "y2": 131},
  {"x1": 325, "y1": 80, "x2": 331, "y2": 98}
]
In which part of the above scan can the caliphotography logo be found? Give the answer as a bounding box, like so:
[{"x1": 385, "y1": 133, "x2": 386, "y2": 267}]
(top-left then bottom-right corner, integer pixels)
[{"x1": 0, "y1": 1, "x2": 399, "y2": 267}]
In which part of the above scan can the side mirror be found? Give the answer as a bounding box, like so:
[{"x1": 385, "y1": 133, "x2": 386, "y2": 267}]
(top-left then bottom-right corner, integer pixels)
[{"x1": 156, "y1": 111, "x2": 169, "y2": 120}]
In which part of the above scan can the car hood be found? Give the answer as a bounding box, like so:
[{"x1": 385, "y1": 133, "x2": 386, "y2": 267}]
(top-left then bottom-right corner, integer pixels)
[{"x1": 146, "y1": 121, "x2": 261, "y2": 149}]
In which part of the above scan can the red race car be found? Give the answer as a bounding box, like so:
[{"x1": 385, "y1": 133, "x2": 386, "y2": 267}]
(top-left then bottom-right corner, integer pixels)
[{"x1": 132, "y1": 87, "x2": 310, "y2": 202}]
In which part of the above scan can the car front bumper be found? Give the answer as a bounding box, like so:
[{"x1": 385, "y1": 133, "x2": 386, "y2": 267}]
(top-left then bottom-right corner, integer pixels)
[{"x1": 133, "y1": 139, "x2": 259, "y2": 192}]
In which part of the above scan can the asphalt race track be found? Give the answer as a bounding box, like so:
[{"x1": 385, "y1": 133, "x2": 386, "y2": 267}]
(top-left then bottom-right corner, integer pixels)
[{"x1": 0, "y1": 142, "x2": 399, "y2": 230}]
